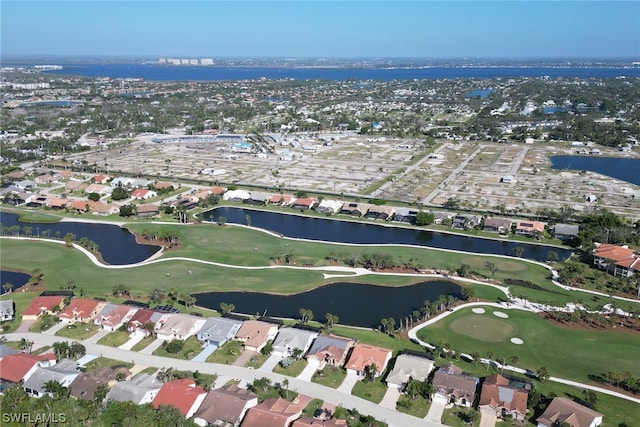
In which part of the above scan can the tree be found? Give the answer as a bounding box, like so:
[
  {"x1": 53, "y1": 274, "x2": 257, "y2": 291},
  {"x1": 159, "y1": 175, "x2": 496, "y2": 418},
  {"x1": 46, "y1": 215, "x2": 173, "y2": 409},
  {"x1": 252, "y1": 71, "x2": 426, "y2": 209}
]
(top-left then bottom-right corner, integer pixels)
[
  {"x1": 252, "y1": 377, "x2": 271, "y2": 393},
  {"x1": 364, "y1": 363, "x2": 378, "y2": 381},
  {"x1": 380, "y1": 316, "x2": 395, "y2": 335},
  {"x1": 281, "y1": 378, "x2": 290, "y2": 399},
  {"x1": 245, "y1": 214, "x2": 252, "y2": 227},
  {"x1": 536, "y1": 366, "x2": 549, "y2": 383},
  {"x1": 547, "y1": 250, "x2": 559, "y2": 263},
  {"x1": 94, "y1": 382, "x2": 110, "y2": 404},
  {"x1": 261, "y1": 342, "x2": 273, "y2": 356},
  {"x1": 111, "y1": 186, "x2": 130, "y2": 200},
  {"x1": 112, "y1": 284, "x2": 129, "y2": 298},
  {"x1": 582, "y1": 389, "x2": 598, "y2": 409},
  {"x1": 52, "y1": 341, "x2": 69, "y2": 359},
  {"x1": 64, "y1": 232, "x2": 75, "y2": 247},
  {"x1": 510, "y1": 355, "x2": 519, "y2": 372},
  {"x1": 471, "y1": 351, "x2": 481, "y2": 366},
  {"x1": 405, "y1": 378, "x2": 423, "y2": 400},
  {"x1": 484, "y1": 261, "x2": 498, "y2": 278},
  {"x1": 220, "y1": 302, "x2": 235, "y2": 315},
  {"x1": 299, "y1": 308, "x2": 313, "y2": 324},
  {"x1": 512, "y1": 246, "x2": 525, "y2": 258},
  {"x1": 415, "y1": 211, "x2": 434, "y2": 226},
  {"x1": 2, "y1": 282, "x2": 13, "y2": 294},
  {"x1": 119, "y1": 204, "x2": 135, "y2": 217},
  {"x1": 217, "y1": 216, "x2": 227, "y2": 226},
  {"x1": 165, "y1": 339, "x2": 184, "y2": 354},
  {"x1": 325, "y1": 312, "x2": 339, "y2": 332},
  {"x1": 148, "y1": 288, "x2": 165, "y2": 304},
  {"x1": 457, "y1": 264, "x2": 470, "y2": 278},
  {"x1": 87, "y1": 192, "x2": 101, "y2": 202},
  {"x1": 20, "y1": 338, "x2": 34, "y2": 354},
  {"x1": 69, "y1": 342, "x2": 86, "y2": 359},
  {"x1": 460, "y1": 287, "x2": 474, "y2": 301}
]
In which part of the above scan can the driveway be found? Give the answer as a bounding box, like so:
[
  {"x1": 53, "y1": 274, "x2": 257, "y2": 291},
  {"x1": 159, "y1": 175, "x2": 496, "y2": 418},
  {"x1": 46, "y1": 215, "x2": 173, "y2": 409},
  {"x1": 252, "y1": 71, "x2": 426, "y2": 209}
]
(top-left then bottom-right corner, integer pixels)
[
  {"x1": 424, "y1": 394, "x2": 447, "y2": 424},
  {"x1": 232, "y1": 349, "x2": 256, "y2": 367},
  {"x1": 380, "y1": 386, "x2": 401, "y2": 410},
  {"x1": 191, "y1": 344, "x2": 217, "y2": 362},
  {"x1": 85, "y1": 329, "x2": 110, "y2": 344},
  {"x1": 336, "y1": 372, "x2": 360, "y2": 394},
  {"x1": 118, "y1": 334, "x2": 144, "y2": 351},
  {"x1": 43, "y1": 321, "x2": 66, "y2": 336},
  {"x1": 139, "y1": 338, "x2": 164, "y2": 355},
  {"x1": 297, "y1": 358, "x2": 320, "y2": 381},
  {"x1": 259, "y1": 353, "x2": 284, "y2": 373},
  {"x1": 16, "y1": 319, "x2": 36, "y2": 333},
  {"x1": 479, "y1": 407, "x2": 497, "y2": 427}
]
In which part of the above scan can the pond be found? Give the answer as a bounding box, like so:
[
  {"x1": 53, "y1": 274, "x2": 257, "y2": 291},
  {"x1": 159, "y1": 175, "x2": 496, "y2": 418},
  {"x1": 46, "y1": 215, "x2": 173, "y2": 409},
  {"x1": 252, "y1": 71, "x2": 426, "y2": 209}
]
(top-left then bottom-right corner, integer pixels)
[
  {"x1": 205, "y1": 207, "x2": 571, "y2": 262},
  {"x1": 0, "y1": 271, "x2": 31, "y2": 294},
  {"x1": 195, "y1": 280, "x2": 462, "y2": 328},
  {"x1": 0, "y1": 212, "x2": 160, "y2": 265},
  {"x1": 550, "y1": 155, "x2": 640, "y2": 186}
]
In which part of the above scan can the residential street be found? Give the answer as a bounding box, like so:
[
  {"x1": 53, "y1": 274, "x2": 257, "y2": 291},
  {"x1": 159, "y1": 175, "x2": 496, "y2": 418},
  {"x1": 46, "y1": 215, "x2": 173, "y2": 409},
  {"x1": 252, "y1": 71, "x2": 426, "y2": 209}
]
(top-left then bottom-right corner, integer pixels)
[{"x1": 5, "y1": 332, "x2": 443, "y2": 427}]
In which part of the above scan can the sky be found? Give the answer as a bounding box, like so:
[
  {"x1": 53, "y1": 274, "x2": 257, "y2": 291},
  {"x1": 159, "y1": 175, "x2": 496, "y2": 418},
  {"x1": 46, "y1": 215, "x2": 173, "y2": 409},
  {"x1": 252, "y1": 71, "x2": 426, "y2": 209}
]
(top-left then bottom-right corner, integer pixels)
[{"x1": 2, "y1": 1, "x2": 639, "y2": 59}]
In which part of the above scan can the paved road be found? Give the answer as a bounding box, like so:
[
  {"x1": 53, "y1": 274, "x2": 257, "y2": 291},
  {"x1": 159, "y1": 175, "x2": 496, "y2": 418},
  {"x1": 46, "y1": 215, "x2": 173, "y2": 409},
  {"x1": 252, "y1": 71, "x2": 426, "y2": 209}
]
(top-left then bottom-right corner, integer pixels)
[
  {"x1": 3, "y1": 332, "x2": 441, "y2": 427},
  {"x1": 422, "y1": 145, "x2": 484, "y2": 205}
]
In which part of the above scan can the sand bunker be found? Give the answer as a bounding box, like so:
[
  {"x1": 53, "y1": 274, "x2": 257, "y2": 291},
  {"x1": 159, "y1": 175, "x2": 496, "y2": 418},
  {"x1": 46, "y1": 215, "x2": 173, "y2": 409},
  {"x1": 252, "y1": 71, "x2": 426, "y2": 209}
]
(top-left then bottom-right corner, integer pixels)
[
  {"x1": 493, "y1": 311, "x2": 509, "y2": 318},
  {"x1": 472, "y1": 308, "x2": 486, "y2": 314},
  {"x1": 511, "y1": 338, "x2": 524, "y2": 345}
]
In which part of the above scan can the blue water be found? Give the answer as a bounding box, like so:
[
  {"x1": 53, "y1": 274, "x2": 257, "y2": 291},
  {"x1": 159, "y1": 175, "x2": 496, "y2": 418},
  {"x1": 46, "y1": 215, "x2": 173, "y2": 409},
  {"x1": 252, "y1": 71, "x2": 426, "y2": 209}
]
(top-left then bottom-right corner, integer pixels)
[
  {"x1": 19, "y1": 101, "x2": 84, "y2": 107},
  {"x1": 543, "y1": 106, "x2": 571, "y2": 114},
  {"x1": 206, "y1": 207, "x2": 571, "y2": 262},
  {"x1": 550, "y1": 156, "x2": 640, "y2": 186},
  {"x1": 45, "y1": 65, "x2": 640, "y2": 81},
  {"x1": 0, "y1": 271, "x2": 30, "y2": 294},
  {"x1": 466, "y1": 89, "x2": 495, "y2": 98}
]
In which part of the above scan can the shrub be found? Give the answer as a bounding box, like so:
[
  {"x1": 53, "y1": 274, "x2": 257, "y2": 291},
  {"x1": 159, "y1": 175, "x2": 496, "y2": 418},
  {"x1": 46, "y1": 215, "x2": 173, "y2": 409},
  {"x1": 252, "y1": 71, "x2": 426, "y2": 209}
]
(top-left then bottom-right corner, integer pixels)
[{"x1": 165, "y1": 339, "x2": 184, "y2": 354}]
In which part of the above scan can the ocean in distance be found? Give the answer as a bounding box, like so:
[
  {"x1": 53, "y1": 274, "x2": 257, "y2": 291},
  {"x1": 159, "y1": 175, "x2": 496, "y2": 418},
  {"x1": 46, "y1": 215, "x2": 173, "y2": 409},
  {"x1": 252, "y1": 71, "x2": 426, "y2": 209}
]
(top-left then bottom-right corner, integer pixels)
[{"x1": 45, "y1": 64, "x2": 640, "y2": 81}]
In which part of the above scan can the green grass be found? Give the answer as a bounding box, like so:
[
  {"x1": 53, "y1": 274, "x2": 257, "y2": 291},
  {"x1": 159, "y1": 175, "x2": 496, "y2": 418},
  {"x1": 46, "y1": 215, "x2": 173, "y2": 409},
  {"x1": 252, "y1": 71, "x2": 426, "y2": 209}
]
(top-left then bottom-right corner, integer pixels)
[
  {"x1": 246, "y1": 353, "x2": 269, "y2": 369},
  {"x1": 311, "y1": 366, "x2": 347, "y2": 389},
  {"x1": 302, "y1": 398, "x2": 324, "y2": 418},
  {"x1": 56, "y1": 322, "x2": 101, "y2": 340},
  {"x1": 272, "y1": 359, "x2": 307, "y2": 377},
  {"x1": 97, "y1": 330, "x2": 131, "y2": 347},
  {"x1": 130, "y1": 336, "x2": 156, "y2": 352},
  {"x1": 83, "y1": 357, "x2": 134, "y2": 372},
  {"x1": 332, "y1": 325, "x2": 423, "y2": 354},
  {"x1": 396, "y1": 395, "x2": 432, "y2": 418},
  {"x1": 31, "y1": 345, "x2": 51, "y2": 355},
  {"x1": 416, "y1": 306, "x2": 640, "y2": 384},
  {"x1": 351, "y1": 378, "x2": 388, "y2": 403},
  {"x1": 0, "y1": 291, "x2": 41, "y2": 333},
  {"x1": 206, "y1": 340, "x2": 243, "y2": 364},
  {"x1": 29, "y1": 315, "x2": 60, "y2": 332},
  {"x1": 152, "y1": 336, "x2": 204, "y2": 360},
  {"x1": 441, "y1": 407, "x2": 480, "y2": 427}
]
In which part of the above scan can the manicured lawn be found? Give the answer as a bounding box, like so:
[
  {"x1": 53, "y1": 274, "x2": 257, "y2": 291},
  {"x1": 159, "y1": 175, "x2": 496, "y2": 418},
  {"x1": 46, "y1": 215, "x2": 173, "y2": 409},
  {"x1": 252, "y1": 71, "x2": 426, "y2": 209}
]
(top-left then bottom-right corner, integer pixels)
[
  {"x1": 206, "y1": 340, "x2": 243, "y2": 364},
  {"x1": 130, "y1": 336, "x2": 155, "y2": 352},
  {"x1": 396, "y1": 395, "x2": 431, "y2": 418},
  {"x1": 97, "y1": 330, "x2": 130, "y2": 347},
  {"x1": 29, "y1": 315, "x2": 60, "y2": 333},
  {"x1": 153, "y1": 336, "x2": 204, "y2": 360},
  {"x1": 272, "y1": 359, "x2": 306, "y2": 377},
  {"x1": 416, "y1": 306, "x2": 640, "y2": 384},
  {"x1": 332, "y1": 325, "x2": 423, "y2": 354},
  {"x1": 31, "y1": 346, "x2": 51, "y2": 355},
  {"x1": 302, "y1": 398, "x2": 324, "y2": 418},
  {"x1": 311, "y1": 366, "x2": 347, "y2": 389},
  {"x1": 351, "y1": 378, "x2": 388, "y2": 404},
  {"x1": 83, "y1": 357, "x2": 134, "y2": 371},
  {"x1": 441, "y1": 407, "x2": 480, "y2": 427},
  {"x1": 246, "y1": 353, "x2": 269, "y2": 369},
  {"x1": 0, "y1": 291, "x2": 40, "y2": 333},
  {"x1": 56, "y1": 322, "x2": 101, "y2": 340}
]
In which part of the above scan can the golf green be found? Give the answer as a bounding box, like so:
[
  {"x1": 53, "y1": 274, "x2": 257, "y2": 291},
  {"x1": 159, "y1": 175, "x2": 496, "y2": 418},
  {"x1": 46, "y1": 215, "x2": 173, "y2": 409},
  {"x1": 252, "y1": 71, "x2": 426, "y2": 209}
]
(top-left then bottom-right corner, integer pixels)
[{"x1": 449, "y1": 314, "x2": 514, "y2": 342}]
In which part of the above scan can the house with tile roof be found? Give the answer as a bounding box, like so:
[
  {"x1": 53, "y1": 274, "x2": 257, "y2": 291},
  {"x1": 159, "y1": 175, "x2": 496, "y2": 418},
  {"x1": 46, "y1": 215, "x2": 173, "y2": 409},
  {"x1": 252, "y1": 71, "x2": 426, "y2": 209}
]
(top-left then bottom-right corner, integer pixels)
[
  {"x1": 58, "y1": 299, "x2": 104, "y2": 323},
  {"x1": 345, "y1": 344, "x2": 392, "y2": 378},
  {"x1": 514, "y1": 221, "x2": 546, "y2": 238},
  {"x1": 193, "y1": 384, "x2": 258, "y2": 427},
  {"x1": 152, "y1": 378, "x2": 207, "y2": 418},
  {"x1": 292, "y1": 418, "x2": 348, "y2": 427},
  {"x1": 235, "y1": 320, "x2": 279, "y2": 352},
  {"x1": 536, "y1": 397, "x2": 603, "y2": 427},
  {"x1": 483, "y1": 218, "x2": 513, "y2": 235},
  {"x1": 241, "y1": 396, "x2": 311, "y2": 427},
  {"x1": 291, "y1": 197, "x2": 317, "y2": 210},
  {"x1": 131, "y1": 188, "x2": 157, "y2": 200},
  {"x1": 592, "y1": 243, "x2": 640, "y2": 278},
  {"x1": 431, "y1": 364, "x2": 479, "y2": 408},
  {"x1": 0, "y1": 353, "x2": 55, "y2": 384},
  {"x1": 365, "y1": 205, "x2": 396, "y2": 221},
  {"x1": 85, "y1": 183, "x2": 112, "y2": 195},
  {"x1": 155, "y1": 313, "x2": 206, "y2": 341},
  {"x1": 95, "y1": 304, "x2": 138, "y2": 331},
  {"x1": 479, "y1": 374, "x2": 529, "y2": 421},
  {"x1": 70, "y1": 366, "x2": 131, "y2": 401},
  {"x1": 127, "y1": 309, "x2": 166, "y2": 336},
  {"x1": 305, "y1": 335, "x2": 354, "y2": 367},
  {"x1": 106, "y1": 372, "x2": 162, "y2": 405},
  {"x1": 271, "y1": 328, "x2": 318, "y2": 358},
  {"x1": 339, "y1": 202, "x2": 372, "y2": 217},
  {"x1": 23, "y1": 359, "x2": 80, "y2": 398},
  {"x1": 196, "y1": 317, "x2": 243, "y2": 350},
  {"x1": 269, "y1": 194, "x2": 294, "y2": 206},
  {"x1": 385, "y1": 353, "x2": 435, "y2": 389}
]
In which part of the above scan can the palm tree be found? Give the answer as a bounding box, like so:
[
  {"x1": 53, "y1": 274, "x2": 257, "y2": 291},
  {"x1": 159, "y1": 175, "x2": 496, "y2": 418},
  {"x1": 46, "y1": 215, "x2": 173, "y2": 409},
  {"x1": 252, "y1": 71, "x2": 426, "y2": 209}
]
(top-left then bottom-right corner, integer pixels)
[
  {"x1": 471, "y1": 351, "x2": 481, "y2": 366},
  {"x1": 52, "y1": 341, "x2": 69, "y2": 359},
  {"x1": 510, "y1": 355, "x2": 519, "y2": 372},
  {"x1": 536, "y1": 366, "x2": 549, "y2": 383},
  {"x1": 485, "y1": 351, "x2": 494, "y2": 371},
  {"x1": 2, "y1": 282, "x2": 13, "y2": 294},
  {"x1": 281, "y1": 378, "x2": 289, "y2": 399}
]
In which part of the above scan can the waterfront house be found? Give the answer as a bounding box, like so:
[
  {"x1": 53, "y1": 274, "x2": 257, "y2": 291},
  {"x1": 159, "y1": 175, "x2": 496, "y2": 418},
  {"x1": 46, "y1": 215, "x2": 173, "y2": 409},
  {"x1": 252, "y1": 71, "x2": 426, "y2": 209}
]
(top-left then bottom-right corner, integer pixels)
[
  {"x1": 592, "y1": 243, "x2": 640, "y2": 278},
  {"x1": 553, "y1": 223, "x2": 580, "y2": 241},
  {"x1": 196, "y1": 317, "x2": 243, "y2": 350},
  {"x1": 247, "y1": 191, "x2": 269, "y2": 205},
  {"x1": 536, "y1": 397, "x2": 603, "y2": 427},
  {"x1": 0, "y1": 353, "x2": 55, "y2": 385},
  {"x1": 339, "y1": 202, "x2": 371, "y2": 217},
  {"x1": 241, "y1": 396, "x2": 311, "y2": 427},
  {"x1": 59, "y1": 299, "x2": 104, "y2": 323},
  {"x1": 291, "y1": 197, "x2": 317, "y2": 210},
  {"x1": 431, "y1": 363, "x2": 479, "y2": 408},
  {"x1": 385, "y1": 353, "x2": 435, "y2": 389},
  {"x1": 223, "y1": 189, "x2": 251, "y2": 202},
  {"x1": 22, "y1": 296, "x2": 65, "y2": 320},
  {"x1": 23, "y1": 359, "x2": 80, "y2": 398},
  {"x1": 193, "y1": 384, "x2": 258, "y2": 427},
  {"x1": 155, "y1": 313, "x2": 206, "y2": 341},
  {"x1": 235, "y1": 320, "x2": 279, "y2": 352},
  {"x1": 0, "y1": 299, "x2": 15, "y2": 321},
  {"x1": 393, "y1": 207, "x2": 419, "y2": 224},
  {"x1": 92, "y1": 202, "x2": 120, "y2": 216},
  {"x1": 305, "y1": 335, "x2": 355, "y2": 367},
  {"x1": 515, "y1": 221, "x2": 546, "y2": 238},
  {"x1": 271, "y1": 328, "x2": 318, "y2": 358},
  {"x1": 106, "y1": 373, "x2": 162, "y2": 405},
  {"x1": 452, "y1": 214, "x2": 483, "y2": 230},
  {"x1": 268, "y1": 194, "x2": 294, "y2": 206},
  {"x1": 479, "y1": 374, "x2": 529, "y2": 421},
  {"x1": 483, "y1": 218, "x2": 513, "y2": 234},
  {"x1": 152, "y1": 378, "x2": 207, "y2": 418},
  {"x1": 345, "y1": 344, "x2": 392, "y2": 378},
  {"x1": 69, "y1": 366, "x2": 131, "y2": 401},
  {"x1": 365, "y1": 205, "x2": 396, "y2": 221},
  {"x1": 433, "y1": 211, "x2": 454, "y2": 225},
  {"x1": 135, "y1": 204, "x2": 160, "y2": 218},
  {"x1": 316, "y1": 199, "x2": 343, "y2": 214}
]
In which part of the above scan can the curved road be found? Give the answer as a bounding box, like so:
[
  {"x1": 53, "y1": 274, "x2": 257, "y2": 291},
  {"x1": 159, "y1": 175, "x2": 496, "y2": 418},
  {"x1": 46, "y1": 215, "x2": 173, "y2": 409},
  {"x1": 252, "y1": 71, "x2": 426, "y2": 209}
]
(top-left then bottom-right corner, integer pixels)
[{"x1": 4, "y1": 332, "x2": 441, "y2": 427}]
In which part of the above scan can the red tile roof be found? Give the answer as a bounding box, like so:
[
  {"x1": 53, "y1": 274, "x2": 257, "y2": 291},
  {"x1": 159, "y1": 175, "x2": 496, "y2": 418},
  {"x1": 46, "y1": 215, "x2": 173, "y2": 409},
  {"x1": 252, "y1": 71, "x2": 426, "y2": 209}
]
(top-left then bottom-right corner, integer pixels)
[
  {"x1": 152, "y1": 379, "x2": 207, "y2": 416},
  {"x1": 0, "y1": 353, "x2": 48, "y2": 383},
  {"x1": 22, "y1": 296, "x2": 64, "y2": 316},
  {"x1": 479, "y1": 374, "x2": 528, "y2": 417},
  {"x1": 345, "y1": 344, "x2": 392, "y2": 374},
  {"x1": 593, "y1": 244, "x2": 638, "y2": 263},
  {"x1": 59, "y1": 298, "x2": 100, "y2": 321}
]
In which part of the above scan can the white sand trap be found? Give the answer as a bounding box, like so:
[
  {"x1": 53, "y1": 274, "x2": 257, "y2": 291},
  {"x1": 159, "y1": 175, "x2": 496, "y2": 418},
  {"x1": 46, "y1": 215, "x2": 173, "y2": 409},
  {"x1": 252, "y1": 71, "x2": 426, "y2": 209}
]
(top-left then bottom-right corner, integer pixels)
[
  {"x1": 472, "y1": 308, "x2": 485, "y2": 314},
  {"x1": 493, "y1": 311, "x2": 509, "y2": 318},
  {"x1": 511, "y1": 338, "x2": 524, "y2": 345}
]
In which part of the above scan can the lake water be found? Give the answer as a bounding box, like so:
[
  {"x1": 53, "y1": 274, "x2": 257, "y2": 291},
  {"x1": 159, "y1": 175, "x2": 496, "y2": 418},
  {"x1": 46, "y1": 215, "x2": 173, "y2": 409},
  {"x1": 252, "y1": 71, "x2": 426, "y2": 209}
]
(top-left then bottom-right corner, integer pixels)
[
  {"x1": 0, "y1": 213, "x2": 159, "y2": 265},
  {"x1": 0, "y1": 271, "x2": 30, "y2": 294},
  {"x1": 195, "y1": 280, "x2": 461, "y2": 328},
  {"x1": 44, "y1": 65, "x2": 640, "y2": 81},
  {"x1": 550, "y1": 155, "x2": 640, "y2": 186},
  {"x1": 205, "y1": 207, "x2": 571, "y2": 262}
]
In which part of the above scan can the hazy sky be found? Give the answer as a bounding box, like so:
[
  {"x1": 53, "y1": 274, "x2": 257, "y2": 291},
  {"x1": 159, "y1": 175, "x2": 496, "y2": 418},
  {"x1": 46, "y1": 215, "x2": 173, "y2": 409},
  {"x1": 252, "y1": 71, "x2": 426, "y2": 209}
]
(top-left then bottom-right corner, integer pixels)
[{"x1": 2, "y1": 1, "x2": 639, "y2": 58}]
